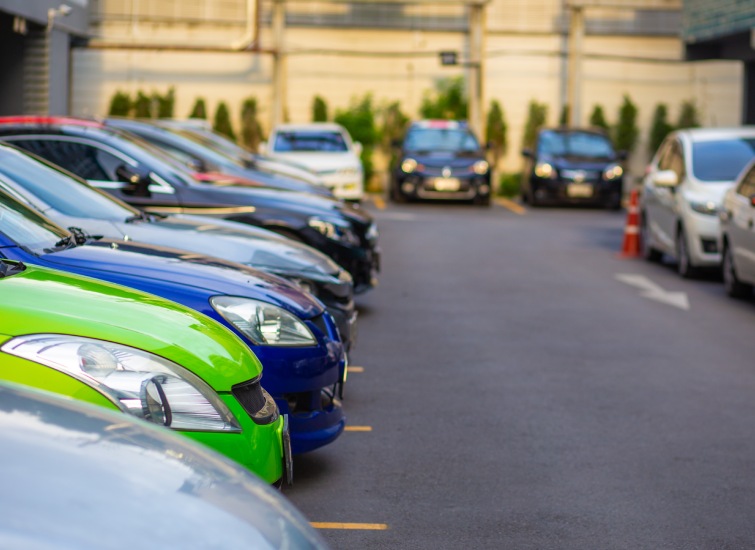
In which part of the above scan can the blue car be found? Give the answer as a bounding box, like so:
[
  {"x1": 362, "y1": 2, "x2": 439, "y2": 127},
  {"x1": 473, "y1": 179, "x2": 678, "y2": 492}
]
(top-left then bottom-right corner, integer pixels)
[{"x1": 0, "y1": 187, "x2": 345, "y2": 454}]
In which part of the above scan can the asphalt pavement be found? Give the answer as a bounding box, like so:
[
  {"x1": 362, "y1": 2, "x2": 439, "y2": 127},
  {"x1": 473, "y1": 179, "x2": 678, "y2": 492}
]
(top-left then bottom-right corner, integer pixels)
[{"x1": 285, "y1": 199, "x2": 755, "y2": 549}]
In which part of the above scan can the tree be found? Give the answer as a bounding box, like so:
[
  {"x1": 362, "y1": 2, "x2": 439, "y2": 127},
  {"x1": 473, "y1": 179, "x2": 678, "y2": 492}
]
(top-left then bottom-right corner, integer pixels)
[
  {"x1": 588, "y1": 105, "x2": 609, "y2": 132},
  {"x1": 155, "y1": 87, "x2": 175, "y2": 118},
  {"x1": 648, "y1": 103, "x2": 674, "y2": 154},
  {"x1": 312, "y1": 96, "x2": 328, "y2": 122},
  {"x1": 677, "y1": 100, "x2": 701, "y2": 130},
  {"x1": 419, "y1": 76, "x2": 467, "y2": 120},
  {"x1": 240, "y1": 97, "x2": 264, "y2": 152},
  {"x1": 335, "y1": 94, "x2": 378, "y2": 182},
  {"x1": 189, "y1": 98, "x2": 208, "y2": 120},
  {"x1": 613, "y1": 95, "x2": 639, "y2": 155},
  {"x1": 559, "y1": 104, "x2": 570, "y2": 126},
  {"x1": 485, "y1": 100, "x2": 508, "y2": 168},
  {"x1": 213, "y1": 102, "x2": 236, "y2": 141},
  {"x1": 379, "y1": 101, "x2": 409, "y2": 152},
  {"x1": 521, "y1": 100, "x2": 548, "y2": 150},
  {"x1": 133, "y1": 91, "x2": 152, "y2": 118},
  {"x1": 108, "y1": 91, "x2": 132, "y2": 117}
]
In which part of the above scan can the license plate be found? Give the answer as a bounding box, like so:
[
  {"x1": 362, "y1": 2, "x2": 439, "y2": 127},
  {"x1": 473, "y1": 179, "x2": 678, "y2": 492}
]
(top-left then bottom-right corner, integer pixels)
[
  {"x1": 432, "y1": 177, "x2": 460, "y2": 191},
  {"x1": 567, "y1": 183, "x2": 594, "y2": 198}
]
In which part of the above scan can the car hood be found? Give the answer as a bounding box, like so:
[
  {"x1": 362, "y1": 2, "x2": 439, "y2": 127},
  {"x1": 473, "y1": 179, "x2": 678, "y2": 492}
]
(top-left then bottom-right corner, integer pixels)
[
  {"x1": 0, "y1": 262, "x2": 262, "y2": 389},
  {"x1": 685, "y1": 181, "x2": 733, "y2": 205},
  {"x1": 197, "y1": 170, "x2": 332, "y2": 197},
  {"x1": 543, "y1": 155, "x2": 618, "y2": 171},
  {"x1": 269, "y1": 152, "x2": 360, "y2": 173},
  {"x1": 406, "y1": 151, "x2": 483, "y2": 168},
  {"x1": 38, "y1": 239, "x2": 324, "y2": 318}
]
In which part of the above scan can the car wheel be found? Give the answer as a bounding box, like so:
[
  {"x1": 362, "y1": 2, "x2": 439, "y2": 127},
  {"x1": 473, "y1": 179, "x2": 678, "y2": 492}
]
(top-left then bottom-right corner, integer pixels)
[
  {"x1": 640, "y1": 214, "x2": 663, "y2": 263},
  {"x1": 474, "y1": 193, "x2": 491, "y2": 207},
  {"x1": 722, "y1": 243, "x2": 752, "y2": 298},
  {"x1": 390, "y1": 183, "x2": 407, "y2": 204},
  {"x1": 528, "y1": 187, "x2": 540, "y2": 207},
  {"x1": 605, "y1": 192, "x2": 622, "y2": 211},
  {"x1": 676, "y1": 227, "x2": 698, "y2": 279}
]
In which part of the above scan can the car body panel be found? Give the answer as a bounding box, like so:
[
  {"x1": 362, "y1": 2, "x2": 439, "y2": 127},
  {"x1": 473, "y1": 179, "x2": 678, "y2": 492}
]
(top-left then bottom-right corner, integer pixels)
[{"x1": 721, "y1": 161, "x2": 755, "y2": 283}]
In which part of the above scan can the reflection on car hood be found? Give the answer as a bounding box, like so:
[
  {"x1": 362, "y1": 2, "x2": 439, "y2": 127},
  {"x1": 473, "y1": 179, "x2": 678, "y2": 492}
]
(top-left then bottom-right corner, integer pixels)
[
  {"x1": 0, "y1": 383, "x2": 329, "y2": 550},
  {"x1": 408, "y1": 151, "x2": 482, "y2": 168},
  {"x1": 542, "y1": 155, "x2": 618, "y2": 171},
  {"x1": 40, "y1": 239, "x2": 324, "y2": 318}
]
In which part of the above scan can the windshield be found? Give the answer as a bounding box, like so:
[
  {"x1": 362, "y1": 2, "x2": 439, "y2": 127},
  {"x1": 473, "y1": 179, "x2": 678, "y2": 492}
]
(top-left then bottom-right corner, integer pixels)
[
  {"x1": 691, "y1": 138, "x2": 755, "y2": 182},
  {"x1": 403, "y1": 128, "x2": 480, "y2": 152},
  {"x1": 171, "y1": 126, "x2": 252, "y2": 161},
  {"x1": 537, "y1": 131, "x2": 615, "y2": 158},
  {"x1": 274, "y1": 131, "x2": 348, "y2": 153},
  {"x1": 0, "y1": 188, "x2": 70, "y2": 255},
  {"x1": 0, "y1": 146, "x2": 139, "y2": 220}
]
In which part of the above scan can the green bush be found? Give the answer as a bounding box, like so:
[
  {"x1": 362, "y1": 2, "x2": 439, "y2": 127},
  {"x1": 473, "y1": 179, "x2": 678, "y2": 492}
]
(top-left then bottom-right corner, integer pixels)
[
  {"x1": 522, "y1": 100, "x2": 548, "y2": 150},
  {"x1": 133, "y1": 91, "x2": 152, "y2": 118},
  {"x1": 613, "y1": 95, "x2": 639, "y2": 155},
  {"x1": 155, "y1": 87, "x2": 175, "y2": 118},
  {"x1": 497, "y1": 172, "x2": 521, "y2": 197},
  {"x1": 559, "y1": 104, "x2": 570, "y2": 126},
  {"x1": 189, "y1": 98, "x2": 208, "y2": 120},
  {"x1": 335, "y1": 94, "x2": 378, "y2": 182},
  {"x1": 677, "y1": 100, "x2": 701, "y2": 129},
  {"x1": 108, "y1": 91, "x2": 132, "y2": 117},
  {"x1": 588, "y1": 105, "x2": 609, "y2": 132},
  {"x1": 485, "y1": 100, "x2": 508, "y2": 167},
  {"x1": 213, "y1": 102, "x2": 236, "y2": 141},
  {"x1": 240, "y1": 97, "x2": 264, "y2": 152},
  {"x1": 420, "y1": 76, "x2": 467, "y2": 120},
  {"x1": 648, "y1": 103, "x2": 674, "y2": 154},
  {"x1": 312, "y1": 96, "x2": 328, "y2": 122}
]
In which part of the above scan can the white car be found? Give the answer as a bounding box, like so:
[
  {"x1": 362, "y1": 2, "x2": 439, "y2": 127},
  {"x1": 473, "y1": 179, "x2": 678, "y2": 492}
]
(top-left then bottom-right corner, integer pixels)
[
  {"x1": 720, "y1": 160, "x2": 755, "y2": 298},
  {"x1": 640, "y1": 127, "x2": 755, "y2": 277},
  {"x1": 263, "y1": 123, "x2": 365, "y2": 201}
]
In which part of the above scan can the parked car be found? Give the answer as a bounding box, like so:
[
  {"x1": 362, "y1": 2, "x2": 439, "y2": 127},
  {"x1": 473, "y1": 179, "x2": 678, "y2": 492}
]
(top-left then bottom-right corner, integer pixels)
[
  {"x1": 390, "y1": 120, "x2": 491, "y2": 205},
  {"x1": 0, "y1": 143, "x2": 357, "y2": 350},
  {"x1": 720, "y1": 160, "x2": 755, "y2": 298},
  {"x1": 640, "y1": 127, "x2": 755, "y2": 277},
  {"x1": 263, "y1": 123, "x2": 365, "y2": 201},
  {"x1": 521, "y1": 128, "x2": 625, "y2": 209},
  {"x1": 159, "y1": 118, "x2": 326, "y2": 188},
  {"x1": 105, "y1": 117, "x2": 334, "y2": 198},
  {"x1": 0, "y1": 259, "x2": 289, "y2": 485},
  {"x1": 0, "y1": 382, "x2": 329, "y2": 549},
  {"x1": 0, "y1": 187, "x2": 346, "y2": 455},
  {"x1": 0, "y1": 116, "x2": 380, "y2": 293}
]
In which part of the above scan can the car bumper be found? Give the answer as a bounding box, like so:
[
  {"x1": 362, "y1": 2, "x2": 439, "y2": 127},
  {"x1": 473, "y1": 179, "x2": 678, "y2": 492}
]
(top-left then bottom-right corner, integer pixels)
[
  {"x1": 683, "y1": 210, "x2": 722, "y2": 267},
  {"x1": 302, "y1": 230, "x2": 380, "y2": 293},
  {"x1": 320, "y1": 174, "x2": 364, "y2": 201},
  {"x1": 530, "y1": 178, "x2": 622, "y2": 205},
  {"x1": 396, "y1": 173, "x2": 491, "y2": 201}
]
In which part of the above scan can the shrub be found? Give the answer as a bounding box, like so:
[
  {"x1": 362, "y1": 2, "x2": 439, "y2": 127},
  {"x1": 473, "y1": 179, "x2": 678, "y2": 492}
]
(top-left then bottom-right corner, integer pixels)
[
  {"x1": 485, "y1": 100, "x2": 508, "y2": 168},
  {"x1": 588, "y1": 105, "x2": 609, "y2": 132},
  {"x1": 240, "y1": 97, "x2": 264, "y2": 152},
  {"x1": 613, "y1": 95, "x2": 639, "y2": 155},
  {"x1": 155, "y1": 87, "x2": 175, "y2": 118},
  {"x1": 312, "y1": 96, "x2": 328, "y2": 122},
  {"x1": 676, "y1": 100, "x2": 701, "y2": 129},
  {"x1": 213, "y1": 102, "x2": 236, "y2": 141},
  {"x1": 648, "y1": 104, "x2": 674, "y2": 154},
  {"x1": 522, "y1": 100, "x2": 548, "y2": 150},
  {"x1": 420, "y1": 76, "x2": 467, "y2": 120},
  {"x1": 133, "y1": 91, "x2": 152, "y2": 118},
  {"x1": 497, "y1": 172, "x2": 521, "y2": 197},
  {"x1": 189, "y1": 98, "x2": 208, "y2": 120},
  {"x1": 335, "y1": 94, "x2": 379, "y2": 182},
  {"x1": 108, "y1": 91, "x2": 132, "y2": 117},
  {"x1": 559, "y1": 104, "x2": 570, "y2": 126}
]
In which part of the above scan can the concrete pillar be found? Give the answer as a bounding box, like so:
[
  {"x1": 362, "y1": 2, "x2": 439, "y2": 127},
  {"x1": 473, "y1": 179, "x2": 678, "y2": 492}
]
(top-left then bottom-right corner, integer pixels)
[
  {"x1": 271, "y1": 0, "x2": 287, "y2": 128},
  {"x1": 467, "y1": 3, "x2": 485, "y2": 139},
  {"x1": 567, "y1": 5, "x2": 584, "y2": 127}
]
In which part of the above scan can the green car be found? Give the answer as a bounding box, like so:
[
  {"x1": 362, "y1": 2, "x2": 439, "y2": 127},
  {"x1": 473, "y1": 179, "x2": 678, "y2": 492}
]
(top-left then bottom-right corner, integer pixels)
[{"x1": 0, "y1": 259, "x2": 289, "y2": 485}]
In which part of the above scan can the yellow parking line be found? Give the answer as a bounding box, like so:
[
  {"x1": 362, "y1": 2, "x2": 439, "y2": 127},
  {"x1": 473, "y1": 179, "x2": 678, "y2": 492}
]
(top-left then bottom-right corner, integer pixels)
[
  {"x1": 494, "y1": 197, "x2": 526, "y2": 215},
  {"x1": 371, "y1": 195, "x2": 386, "y2": 210},
  {"x1": 311, "y1": 522, "x2": 389, "y2": 530},
  {"x1": 348, "y1": 366, "x2": 364, "y2": 373},
  {"x1": 344, "y1": 426, "x2": 372, "y2": 432}
]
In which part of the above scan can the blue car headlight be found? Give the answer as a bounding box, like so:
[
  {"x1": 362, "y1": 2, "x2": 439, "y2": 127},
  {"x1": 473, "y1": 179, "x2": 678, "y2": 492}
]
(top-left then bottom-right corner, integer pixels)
[
  {"x1": 307, "y1": 217, "x2": 360, "y2": 246},
  {"x1": 1, "y1": 334, "x2": 241, "y2": 432},
  {"x1": 211, "y1": 296, "x2": 316, "y2": 347}
]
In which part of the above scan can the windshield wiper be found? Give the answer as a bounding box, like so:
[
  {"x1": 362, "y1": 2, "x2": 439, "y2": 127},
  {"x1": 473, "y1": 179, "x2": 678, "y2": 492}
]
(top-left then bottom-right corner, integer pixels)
[
  {"x1": 68, "y1": 226, "x2": 102, "y2": 245},
  {"x1": 125, "y1": 211, "x2": 151, "y2": 223},
  {"x1": 0, "y1": 260, "x2": 25, "y2": 278}
]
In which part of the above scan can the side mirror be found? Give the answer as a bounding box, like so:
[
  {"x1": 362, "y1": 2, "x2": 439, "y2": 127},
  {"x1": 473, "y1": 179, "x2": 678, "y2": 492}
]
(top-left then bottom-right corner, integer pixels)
[
  {"x1": 521, "y1": 148, "x2": 534, "y2": 158},
  {"x1": 353, "y1": 142, "x2": 363, "y2": 156},
  {"x1": 115, "y1": 164, "x2": 151, "y2": 197},
  {"x1": 652, "y1": 169, "x2": 679, "y2": 188},
  {"x1": 617, "y1": 150, "x2": 628, "y2": 161}
]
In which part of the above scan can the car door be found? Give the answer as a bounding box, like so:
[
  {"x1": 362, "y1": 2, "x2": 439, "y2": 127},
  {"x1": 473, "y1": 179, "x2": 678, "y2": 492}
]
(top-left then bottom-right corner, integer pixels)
[
  {"x1": 644, "y1": 139, "x2": 678, "y2": 254},
  {"x1": 6, "y1": 136, "x2": 181, "y2": 210},
  {"x1": 730, "y1": 165, "x2": 755, "y2": 282}
]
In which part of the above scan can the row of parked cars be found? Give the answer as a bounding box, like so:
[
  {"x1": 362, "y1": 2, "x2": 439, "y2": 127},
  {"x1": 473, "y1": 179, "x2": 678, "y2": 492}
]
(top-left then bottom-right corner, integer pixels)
[
  {"x1": 639, "y1": 126, "x2": 755, "y2": 298},
  {"x1": 0, "y1": 115, "x2": 380, "y2": 547}
]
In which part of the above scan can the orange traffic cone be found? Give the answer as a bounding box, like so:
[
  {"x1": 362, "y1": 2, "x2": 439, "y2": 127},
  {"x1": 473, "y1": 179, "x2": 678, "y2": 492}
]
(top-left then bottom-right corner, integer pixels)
[{"x1": 619, "y1": 189, "x2": 640, "y2": 258}]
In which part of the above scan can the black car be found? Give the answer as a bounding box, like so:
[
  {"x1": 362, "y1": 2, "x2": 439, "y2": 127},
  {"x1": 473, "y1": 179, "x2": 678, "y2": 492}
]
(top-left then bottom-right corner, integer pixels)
[
  {"x1": 521, "y1": 128, "x2": 625, "y2": 209},
  {"x1": 0, "y1": 117, "x2": 379, "y2": 293},
  {"x1": 390, "y1": 120, "x2": 492, "y2": 205}
]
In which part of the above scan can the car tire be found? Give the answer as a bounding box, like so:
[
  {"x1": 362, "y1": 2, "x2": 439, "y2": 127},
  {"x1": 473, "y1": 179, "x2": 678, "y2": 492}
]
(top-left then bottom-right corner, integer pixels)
[
  {"x1": 676, "y1": 226, "x2": 698, "y2": 279},
  {"x1": 390, "y1": 184, "x2": 407, "y2": 204},
  {"x1": 640, "y1": 213, "x2": 663, "y2": 263},
  {"x1": 605, "y1": 192, "x2": 622, "y2": 211},
  {"x1": 528, "y1": 187, "x2": 540, "y2": 207},
  {"x1": 474, "y1": 193, "x2": 491, "y2": 207},
  {"x1": 722, "y1": 243, "x2": 752, "y2": 298}
]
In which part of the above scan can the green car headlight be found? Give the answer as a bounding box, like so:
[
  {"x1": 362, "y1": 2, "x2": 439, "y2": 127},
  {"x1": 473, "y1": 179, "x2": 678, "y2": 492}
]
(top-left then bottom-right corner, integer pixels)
[
  {"x1": 210, "y1": 296, "x2": 316, "y2": 347},
  {"x1": 1, "y1": 334, "x2": 241, "y2": 432}
]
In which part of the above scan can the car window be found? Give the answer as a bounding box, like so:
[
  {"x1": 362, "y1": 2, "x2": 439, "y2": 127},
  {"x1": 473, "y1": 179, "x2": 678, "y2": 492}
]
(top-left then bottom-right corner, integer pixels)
[
  {"x1": 656, "y1": 140, "x2": 674, "y2": 170},
  {"x1": 274, "y1": 131, "x2": 348, "y2": 152},
  {"x1": 13, "y1": 138, "x2": 123, "y2": 181},
  {"x1": 0, "y1": 189, "x2": 69, "y2": 255},
  {"x1": 537, "y1": 131, "x2": 614, "y2": 158},
  {"x1": 404, "y1": 128, "x2": 480, "y2": 152},
  {"x1": 737, "y1": 164, "x2": 755, "y2": 197},
  {"x1": 667, "y1": 142, "x2": 685, "y2": 181},
  {"x1": 0, "y1": 147, "x2": 139, "y2": 220},
  {"x1": 691, "y1": 138, "x2": 755, "y2": 182}
]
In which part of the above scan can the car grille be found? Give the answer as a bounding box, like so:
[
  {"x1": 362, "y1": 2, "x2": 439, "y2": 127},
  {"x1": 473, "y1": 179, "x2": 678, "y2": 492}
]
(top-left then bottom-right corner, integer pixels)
[{"x1": 231, "y1": 378, "x2": 267, "y2": 417}]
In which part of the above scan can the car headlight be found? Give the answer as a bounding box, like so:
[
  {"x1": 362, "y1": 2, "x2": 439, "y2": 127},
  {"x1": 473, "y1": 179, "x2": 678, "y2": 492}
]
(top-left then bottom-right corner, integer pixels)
[
  {"x1": 471, "y1": 160, "x2": 489, "y2": 175},
  {"x1": 688, "y1": 199, "x2": 720, "y2": 216},
  {"x1": 308, "y1": 218, "x2": 360, "y2": 246},
  {"x1": 534, "y1": 162, "x2": 556, "y2": 179},
  {"x1": 211, "y1": 296, "x2": 316, "y2": 347},
  {"x1": 603, "y1": 164, "x2": 623, "y2": 180},
  {"x1": 1, "y1": 335, "x2": 240, "y2": 432},
  {"x1": 401, "y1": 158, "x2": 418, "y2": 173}
]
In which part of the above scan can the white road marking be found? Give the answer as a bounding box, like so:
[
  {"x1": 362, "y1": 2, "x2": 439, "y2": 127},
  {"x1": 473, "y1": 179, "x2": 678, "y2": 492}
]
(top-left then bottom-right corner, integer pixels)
[{"x1": 615, "y1": 273, "x2": 690, "y2": 311}]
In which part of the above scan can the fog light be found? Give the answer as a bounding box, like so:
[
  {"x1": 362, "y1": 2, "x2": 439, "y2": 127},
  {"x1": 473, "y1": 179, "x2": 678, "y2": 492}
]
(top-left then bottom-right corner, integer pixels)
[
  {"x1": 479, "y1": 184, "x2": 490, "y2": 195},
  {"x1": 700, "y1": 238, "x2": 718, "y2": 254},
  {"x1": 401, "y1": 182, "x2": 415, "y2": 194}
]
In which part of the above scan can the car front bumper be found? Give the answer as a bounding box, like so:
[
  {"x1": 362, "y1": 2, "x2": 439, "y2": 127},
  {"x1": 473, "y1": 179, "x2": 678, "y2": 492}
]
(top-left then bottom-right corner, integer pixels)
[
  {"x1": 396, "y1": 173, "x2": 491, "y2": 201},
  {"x1": 529, "y1": 177, "x2": 623, "y2": 205}
]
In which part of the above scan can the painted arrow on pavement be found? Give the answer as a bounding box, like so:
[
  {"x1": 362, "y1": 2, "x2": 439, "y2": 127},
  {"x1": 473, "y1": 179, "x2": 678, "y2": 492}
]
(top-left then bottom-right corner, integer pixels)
[{"x1": 615, "y1": 274, "x2": 690, "y2": 311}]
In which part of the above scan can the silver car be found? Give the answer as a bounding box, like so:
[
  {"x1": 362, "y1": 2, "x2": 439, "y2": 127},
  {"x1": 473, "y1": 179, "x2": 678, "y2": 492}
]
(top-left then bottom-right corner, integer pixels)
[{"x1": 720, "y1": 160, "x2": 755, "y2": 298}]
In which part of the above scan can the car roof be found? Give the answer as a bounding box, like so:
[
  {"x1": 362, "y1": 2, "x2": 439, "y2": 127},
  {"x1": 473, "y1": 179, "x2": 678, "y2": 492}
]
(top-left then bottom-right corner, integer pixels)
[
  {"x1": 675, "y1": 126, "x2": 755, "y2": 143},
  {"x1": 272, "y1": 123, "x2": 347, "y2": 133},
  {"x1": 0, "y1": 115, "x2": 103, "y2": 129}
]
